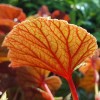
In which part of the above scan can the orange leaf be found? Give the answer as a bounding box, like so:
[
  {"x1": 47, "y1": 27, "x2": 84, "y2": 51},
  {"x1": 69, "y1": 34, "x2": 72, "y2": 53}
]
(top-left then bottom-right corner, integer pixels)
[
  {"x1": 78, "y1": 67, "x2": 96, "y2": 92},
  {"x1": 0, "y1": 4, "x2": 26, "y2": 34},
  {"x1": 78, "y1": 49, "x2": 100, "y2": 92},
  {"x1": 3, "y1": 17, "x2": 97, "y2": 79},
  {"x1": 51, "y1": 10, "x2": 70, "y2": 22},
  {"x1": 16, "y1": 66, "x2": 50, "y2": 87},
  {"x1": 16, "y1": 66, "x2": 62, "y2": 93},
  {"x1": 16, "y1": 66, "x2": 61, "y2": 100},
  {"x1": 45, "y1": 76, "x2": 62, "y2": 92},
  {"x1": 0, "y1": 4, "x2": 26, "y2": 22},
  {"x1": 79, "y1": 49, "x2": 100, "y2": 74}
]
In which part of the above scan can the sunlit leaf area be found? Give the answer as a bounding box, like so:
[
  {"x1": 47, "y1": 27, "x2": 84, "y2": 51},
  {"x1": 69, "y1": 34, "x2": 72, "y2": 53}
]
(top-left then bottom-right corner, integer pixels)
[{"x1": 0, "y1": 0, "x2": 100, "y2": 100}]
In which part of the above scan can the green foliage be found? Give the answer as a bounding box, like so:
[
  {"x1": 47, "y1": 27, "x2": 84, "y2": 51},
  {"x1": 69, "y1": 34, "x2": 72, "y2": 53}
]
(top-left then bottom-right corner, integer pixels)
[
  {"x1": 78, "y1": 88, "x2": 94, "y2": 100},
  {"x1": 55, "y1": 78, "x2": 70, "y2": 98},
  {"x1": 66, "y1": 0, "x2": 100, "y2": 44}
]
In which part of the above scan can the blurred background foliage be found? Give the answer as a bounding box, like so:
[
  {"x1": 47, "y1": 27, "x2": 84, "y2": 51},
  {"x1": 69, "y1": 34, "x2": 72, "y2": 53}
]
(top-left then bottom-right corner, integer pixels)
[
  {"x1": 0, "y1": 0, "x2": 100, "y2": 100},
  {"x1": 0, "y1": 0, "x2": 100, "y2": 45}
]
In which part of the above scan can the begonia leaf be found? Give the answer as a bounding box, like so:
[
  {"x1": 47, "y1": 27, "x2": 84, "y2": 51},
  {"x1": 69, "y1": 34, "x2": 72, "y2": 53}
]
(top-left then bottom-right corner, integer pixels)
[
  {"x1": 16, "y1": 66, "x2": 50, "y2": 87},
  {"x1": 78, "y1": 49, "x2": 100, "y2": 92},
  {"x1": 78, "y1": 68, "x2": 96, "y2": 92},
  {"x1": 16, "y1": 66, "x2": 62, "y2": 95},
  {"x1": 0, "y1": 4, "x2": 26, "y2": 34},
  {"x1": 16, "y1": 66, "x2": 61, "y2": 100},
  {"x1": 3, "y1": 17, "x2": 97, "y2": 79},
  {"x1": 0, "y1": 4, "x2": 26, "y2": 22},
  {"x1": 45, "y1": 76, "x2": 62, "y2": 92},
  {"x1": 51, "y1": 10, "x2": 70, "y2": 22}
]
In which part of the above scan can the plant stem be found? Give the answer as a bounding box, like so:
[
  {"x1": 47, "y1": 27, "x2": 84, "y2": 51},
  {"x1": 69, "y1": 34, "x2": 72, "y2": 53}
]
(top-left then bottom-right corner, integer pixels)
[
  {"x1": 42, "y1": 82, "x2": 54, "y2": 100},
  {"x1": 66, "y1": 76, "x2": 79, "y2": 100}
]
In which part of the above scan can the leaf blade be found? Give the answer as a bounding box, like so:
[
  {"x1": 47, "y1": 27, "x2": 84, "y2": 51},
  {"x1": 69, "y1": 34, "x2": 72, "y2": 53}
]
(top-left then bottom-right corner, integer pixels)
[{"x1": 3, "y1": 17, "x2": 97, "y2": 78}]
